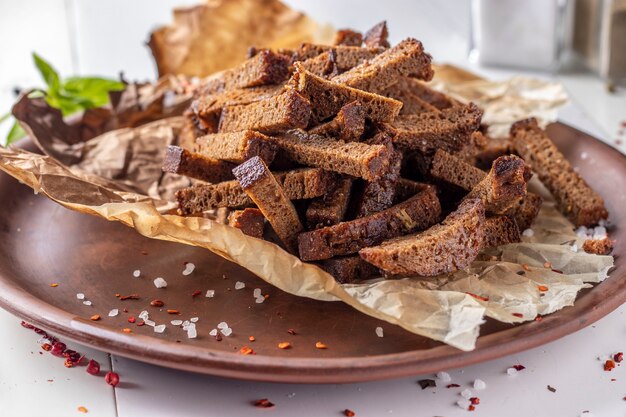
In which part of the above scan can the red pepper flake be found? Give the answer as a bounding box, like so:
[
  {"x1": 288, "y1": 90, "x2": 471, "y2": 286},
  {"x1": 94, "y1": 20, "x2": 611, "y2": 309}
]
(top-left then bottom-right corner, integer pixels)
[
  {"x1": 551, "y1": 269, "x2": 564, "y2": 274},
  {"x1": 535, "y1": 315, "x2": 543, "y2": 322},
  {"x1": 90, "y1": 314, "x2": 101, "y2": 321},
  {"x1": 140, "y1": 250, "x2": 148, "y2": 255},
  {"x1": 239, "y1": 346, "x2": 255, "y2": 355},
  {"x1": 470, "y1": 397, "x2": 480, "y2": 405},
  {"x1": 127, "y1": 317, "x2": 136, "y2": 324},
  {"x1": 466, "y1": 292, "x2": 489, "y2": 302},
  {"x1": 41, "y1": 343, "x2": 52, "y2": 351},
  {"x1": 166, "y1": 309, "x2": 180, "y2": 315},
  {"x1": 120, "y1": 294, "x2": 140, "y2": 301},
  {"x1": 287, "y1": 328, "x2": 296, "y2": 335},
  {"x1": 512, "y1": 313, "x2": 524, "y2": 318},
  {"x1": 547, "y1": 385, "x2": 556, "y2": 393},
  {"x1": 344, "y1": 409, "x2": 356, "y2": 417},
  {"x1": 537, "y1": 285, "x2": 549, "y2": 292},
  {"x1": 104, "y1": 372, "x2": 119, "y2": 387},
  {"x1": 543, "y1": 262, "x2": 552, "y2": 268},
  {"x1": 136, "y1": 321, "x2": 145, "y2": 327},
  {"x1": 114, "y1": 293, "x2": 120, "y2": 298},
  {"x1": 86, "y1": 359, "x2": 100, "y2": 375},
  {"x1": 614, "y1": 352, "x2": 623, "y2": 363},
  {"x1": 253, "y1": 399, "x2": 275, "y2": 408},
  {"x1": 513, "y1": 364, "x2": 526, "y2": 371},
  {"x1": 63, "y1": 358, "x2": 74, "y2": 368},
  {"x1": 49, "y1": 283, "x2": 59, "y2": 287},
  {"x1": 122, "y1": 328, "x2": 132, "y2": 333},
  {"x1": 191, "y1": 290, "x2": 202, "y2": 298},
  {"x1": 248, "y1": 336, "x2": 256, "y2": 342},
  {"x1": 122, "y1": 308, "x2": 128, "y2": 313},
  {"x1": 77, "y1": 406, "x2": 88, "y2": 413},
  {"x1": 446, "y1": 383, "x2": 461, "y2": 388},
  {"x1": 277, "y1": 342, "x2": 291, "y2": 349},
  {"x1": 468, "y1": 405, "x2": 476, "y2": 411},
  {"x1": 315, "y1": 341, "x2": 328, "y2": 349},
  {"x1": 604, "y1": 359, "x2": 616, "y2": 371},
  {"x1": 150, "y1": 299, "x2": 164, "y2": 307},
  {"x1": 522, "y1": 264, "x2": 530, "y2": 271}
]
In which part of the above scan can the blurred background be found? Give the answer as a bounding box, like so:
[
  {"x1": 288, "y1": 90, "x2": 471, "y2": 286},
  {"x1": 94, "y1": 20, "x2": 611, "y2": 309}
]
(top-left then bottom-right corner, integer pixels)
[{"x1": 0, "y1": 0, "x2": 624, "y2": 143}]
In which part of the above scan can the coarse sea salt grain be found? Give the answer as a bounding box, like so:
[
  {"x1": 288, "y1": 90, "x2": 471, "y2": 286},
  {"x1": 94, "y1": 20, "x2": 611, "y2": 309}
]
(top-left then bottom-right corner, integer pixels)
[
  {"x1": 209, "y1": 329, "x2": 218, "y2": 336},
  {"x1": 457, "y1": 399, "x2": 471, "y2": 410},
  {"x1": 205, "y1": 290, "x2": 215, "y2": 298},
  {"x1": 132, "y1": 270, "x2": 141, "y2": 278},
  {"x1": 221, "y1": 327, "x2": 233, "y2": 337},
  {"x1": 375, "y1": 327, "x2": 384, "y2": 338},
  {"x1": 82, "y1": 301, "x2": 92, "y2": 306},
  {"x1": 187, "y1": 324, "x2": 197, "y2": 338},
  {"x1": 581, "y1": 152, "x2": 588, "y2": 160},
  {"x1": 460, "y1": 389, "x2": 472, "y2": 399},
  {"x1": 570, "y1": 244, "x2": 578, "y2": 253},
  {"x1": 108, "y1": 309, "x2": 119, "y2": 317},
  {"x1": 506, "y1": 367, "x2": 518, "y2": 376},
  {"x1": 154, "y1": 324, "x2": 166, "y2": 333},
  {"x1": 171, "y1": 320, "x2": 183, "y2": 326},
  {"x1": 235, "y1": 281, "x2": 246, "y2": 290},
  {"x1": 217, "y1": 321, "x2": 228, "y2": 329},
  {"x1": 138, "y1": 310, "x2": 149, "y2": 320},
  {"x1": 253, "y1": 288, "x2": 262, "y2": 298},
  {"x1": 522, "y1": 228, "x2": 534, "y2": 237},
  {"x1": 190, "y1": 317, "x2": 199, "y2": 323},
  {"x1": 436, "y1": 371, "x2": 451, "y2": 382},
  {"x1": 144, "y1": 319, "x2": 156, "y2": 327},
  {"x1": 182, "y1": 262, "x2": 195, "y2": 276},
  {"x1": 255, "y1": 296, "x2": 265, "y2": 304},
  {"x1": 76, "y1": 293, "x2": 85, "y2": 300},
  {"x1": 593, "y1": 226, "x2": 607, "y2": 239},
  {"x1": 153, "y1": 277, "x2": 167, "y2": 288},
  {"x1": 473, "y1": 379, "x2": 486, "y2": 390}
]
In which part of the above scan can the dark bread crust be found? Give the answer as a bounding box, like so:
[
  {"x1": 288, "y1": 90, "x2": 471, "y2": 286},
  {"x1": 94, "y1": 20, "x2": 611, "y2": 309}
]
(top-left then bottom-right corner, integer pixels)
[
  {"x1": 391, "y1": 103, "x2": 483, "y2": 154},
  {"x1": 507, "y1": 192, "x2": 543, "y2": 231},
  {"x1": 464, "y1": 155, "x2": 532, "y2": 215},
  {"x1": 332, "y1": 38, "x2": 434, "y2": 94},
  {"x1": 232, "y1": 157, "x2": 303, "y2": 252},
  {"x1": 318, "y1": 256, "x2": 380, "y2": 283},
  {"x1": 394, "y1": 77, "x2": 458, "y2": 110},
  {"x1": 196, "y1": 130, "x2": 277, "y2": 164},
  {"x1": 228, "y1": 208, "x2": 265, "y2": 238},
  {"x1": 359, "y1": 199, "x2": 485, "y2": 276},
  {"x1": 383, "y1": 82, "x2": 439, "y2": 115},
  {"x1": 334, "y1": 29, "x2": 363, "y2": 47},
  {"x1": 176, "y1": 168, "x2": 335, "y2": 214},
  {"x1": 219, "y1": 89, "x2": 312, "y2": 134},
  {"x1": 308, "y1": 101, "x2": 366, "y2": 142},
  {"x1": 511, "y1": 118, "x2": 608, "y2": 227},
  {"x1": 299, "y1": 47, "x2": 382, "y2": 77},
  {"x1": 201, "y1": 50, "x2": 291, "y2": 94},
  {"x1": 483, "y1": 215, "x2": 521, "y2": 248},
  {"x1": 289, "y1": 63, "x2": 403, "y2": 125},
  {"x1": 270, "y1": 130, "x2": 392, "y2": 181},
  {"x1": 306, "y1": 177, "x2": 354, "y2": 229},
  {"x1": 363, "y1": 21, "x2": 390, "y2": 48},
  {"x1": 162, "y1": 145, "x2": 235, "y2": 183},
  {"x1": 298, "y1": 185, "x2": 441, "y2": 261}
]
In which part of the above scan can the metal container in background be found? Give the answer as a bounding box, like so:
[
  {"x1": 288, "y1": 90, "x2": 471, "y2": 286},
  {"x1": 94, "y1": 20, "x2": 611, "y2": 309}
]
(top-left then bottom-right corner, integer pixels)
[
  {"x1": 469, "y1": 0, "x2": 573, "y2": 72},
  {"x1": 573, "y1": 0, "x2": 626, "y2": 84}
]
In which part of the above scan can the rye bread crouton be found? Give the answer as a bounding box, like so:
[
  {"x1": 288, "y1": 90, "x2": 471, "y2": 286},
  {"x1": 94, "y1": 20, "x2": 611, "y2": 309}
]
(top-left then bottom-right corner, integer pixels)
[
  {"x1": 334, "y1": 29, "x2": 363, "y2": 46},
  {"x1": 318, "y1": 255, "x2": 380, "y2": 283},
  {"x1": 306, "y1": 177, "x2": 354, "y2": 228},
  {"x1": 219, "y1": 89, "x2": 312, "y2": 134},
  {"x1": 176, "y1": 167, "x2": 335, "y2": 214},
  {"x1": 298, "y1": 184, "x2": 441, "y2": 261},
  {"x1": 363, "y1": 21, "x2": 390, "y2": 48},
  {"x1": 196, "y1": 130, "x2": 277, "y2": 164},
  {"x1": 483, "y1": 215, "x2": 521, "y2": 248},
  {"x1": 228, "y1": 208, "x2": 265, "y2": 238},
  {"x1": 299, "y1": 47, "x2": 383, "y2": 77},
  {"x1": 308, "y1": 100, "x2": 366, "y2": 141},
  {"x1": 232, "y1": 156, "x2": 303, "y2": 253},
  {"x1": 511, "y1": 118, "x2": 608, "y2": 227},
  {"x1": 359, "y1": 199, "x2": 485, "y2": 276},
  {"x1": 162, "y1": 145, "x2": 236, "y2": 183}
]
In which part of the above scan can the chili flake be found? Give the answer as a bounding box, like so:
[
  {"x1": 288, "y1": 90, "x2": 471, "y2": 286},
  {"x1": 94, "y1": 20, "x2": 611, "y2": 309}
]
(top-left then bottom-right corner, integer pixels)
[
  {"x1": 50, "y1": 283, "x2": 59, "y2": 287},
  {"x1": 239, "y1": 346, "x2": 255, "y2": 355},
  {"x1": 537, "y1": 285, "x2": 549, "y2": 292},
  {"x1": 127, "y1": 317, "x2": 136, "y2": 324},
  {"x1": 63, "y1": 358, "x2": 74, "y2": 368},
  {"x1": 315, "y1": 342, "x2": 328, "y2": 349},
  {"x1": 417, "y1": 379, "x2": 436, "y2": 389},
  {"x1": 604, "y1": 359, "x2": 616, "y2": 371},
  {"x1": 166, "y1": 309, "x2": 180, "y2": 315},
  {"x1": 512, "y1": 313, "x2": 524, "y2": 318},
  {"x1": 468, "y1": 405, "x2": 476, "y2": 411},
  {"x1": 344, "y1": 409, "x2": 356, "y2": 417},
  {"x1": 287, "y1": 328, "x2": 296, "y2": 335},
  {"x1": 278, "y1": 342, "x2": 291, "y2": 349},
  {"x1": 248, "y1": 336, "x2": 256, "y2": 342},
  {"x1": 90, "y1": 314, "x2": 101, "y2": 321},
  {"x1": 547, "y1": 385, "x2": 556, "y2": 393},
  {"x1": 77, "y1": 406, "x2": 88, "y2": 413},
  {"x1": 150, "y1": 299, "x2": 164, "y2": 307},
  {"x1": 614, "y1": 352, "x2": 623, "y2": 363},
  {"x1": 253, "y1": 399, "x2": 275, "y2": 408},
  {"x1": 42, "y1": 343, "x2": 52, "y2": 351},
  {"x1": 114, "y1": 294, "x2": 121, "y2": 298},
  {"x1": 122, "y1": 328, "x2": 132, "y2": 333},
  {"x1": 446, "y1": 383, "x2": 461, "y2": 388},
  {"x1": 120, "y1": 294, "x2": 140, "y2": 301},
  {"x1": 191, "y1": 290, "x2": 202, "y2": 297},
  {"x1": 470, "y1": 397, "x2": 480, "y2": 405},
  {"x1": 104, "y1": 372, "x2": 119, "y2": 387},
  {"x1": 535, "y1": 315, "x2": 543, "y2": 322},
  {"x1": 513, "y1": 364, "x2": 526, "y2": 371},
  {"x1": 543, "y1": 262, "x2": 552, "y2": 268},
  {"x1": 522, "y1": 264, "x2": 530, "y2": 271},
  {"x1": 466, "y1": 292, "x2": 489, "y2": 302}
]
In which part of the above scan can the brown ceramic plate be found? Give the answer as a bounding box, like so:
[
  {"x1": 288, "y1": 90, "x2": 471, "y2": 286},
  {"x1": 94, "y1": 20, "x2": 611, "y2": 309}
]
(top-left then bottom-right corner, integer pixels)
[{"x1": 0, "y1": 122, "x2": 624, "y2": 383}]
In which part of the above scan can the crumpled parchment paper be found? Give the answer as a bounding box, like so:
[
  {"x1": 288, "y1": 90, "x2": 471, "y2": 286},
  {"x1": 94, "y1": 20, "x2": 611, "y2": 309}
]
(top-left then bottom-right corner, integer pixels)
[{"x1": 0, "y1": 95, "x2": 613, "y2": 351}]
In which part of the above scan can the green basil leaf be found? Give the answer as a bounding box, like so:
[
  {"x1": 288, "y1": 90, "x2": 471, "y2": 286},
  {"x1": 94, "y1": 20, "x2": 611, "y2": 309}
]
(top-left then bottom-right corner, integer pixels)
[
  {"x1": 63, "y1": 77, "x2": 124, "y2": 108},
  {"x1": 32, "y1": 53, "x2": 60, "y2": 91},
  {"x1": 6, "y1": 121, "x2": 26, "y2": 145},
  {"x1": 45, "y1": 91, "x2": 86, "y2": 116},
  {"x1": 0, "y1": 112, "x2": 10, "y2": 125}
]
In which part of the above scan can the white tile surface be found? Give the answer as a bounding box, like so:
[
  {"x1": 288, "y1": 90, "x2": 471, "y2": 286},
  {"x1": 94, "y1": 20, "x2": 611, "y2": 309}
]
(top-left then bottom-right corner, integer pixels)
[{"x1": 0, "y1": 309, "x2": 117, "y2": 417}]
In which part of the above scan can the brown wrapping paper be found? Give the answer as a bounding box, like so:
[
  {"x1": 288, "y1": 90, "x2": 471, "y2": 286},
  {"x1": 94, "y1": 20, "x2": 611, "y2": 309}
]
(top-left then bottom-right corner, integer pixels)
[{"x1": 0, "y1": 95, "x2": 613, "y2": 351}]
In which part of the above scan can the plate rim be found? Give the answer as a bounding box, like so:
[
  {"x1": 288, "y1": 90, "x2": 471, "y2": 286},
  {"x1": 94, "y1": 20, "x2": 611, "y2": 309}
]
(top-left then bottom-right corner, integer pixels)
[{"x1": 0, "y1": 122, "x2": 625, "y2": 383}]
